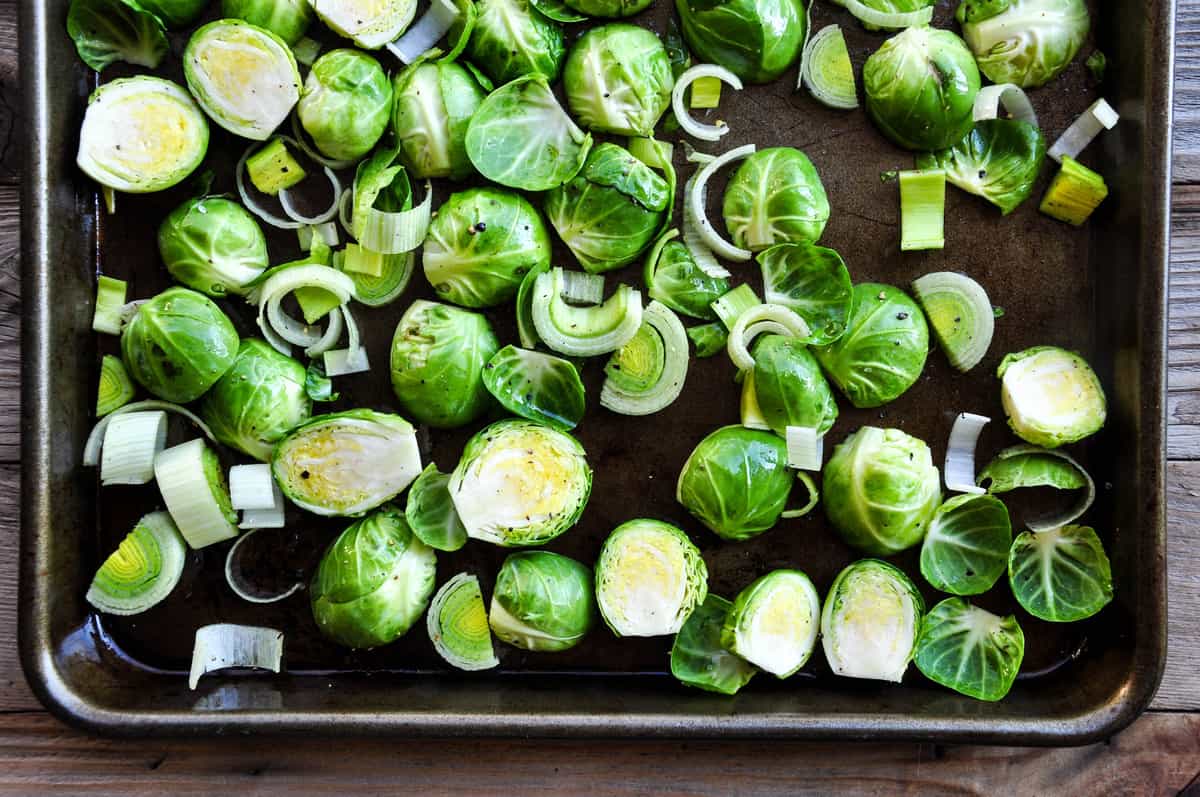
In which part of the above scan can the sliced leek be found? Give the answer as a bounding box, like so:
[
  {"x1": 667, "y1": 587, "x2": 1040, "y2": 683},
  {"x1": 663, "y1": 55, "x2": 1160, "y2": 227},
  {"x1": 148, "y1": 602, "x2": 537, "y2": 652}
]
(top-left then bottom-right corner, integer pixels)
[
  {"x1": 832, "y1": 0, "x2": 932, "y2": 29},
  {"x1": 726, "y1": 303, "x2": 811, "y2": 372},
  {"x1": 154, "y1": 439, "x2": 240, "y2": 549},
  {"x1": 86, "y1": 512, "x2": 187, "y2": 616},
  {"x1": 84, "y1": 400, "x2": 219, "y2": 468},
  {"x1": 973, "y1": 84, "x2": 1037, "y2": 127},
  {"x1": 740, "y1": 370, "x2": 771, "y2": 430},
  {"x1": 1039, "y1": 156, "x2": 1108, "y2": 226},
  {"x1": 944, "y1": 412, "x2": 990, "y2": 495},
  {"x1": 781, "y1": 471, "x2": 820, "y2": 519},
  {"x1": 801, "y1": 26, "x2": 857, "y2": 110},
  {"x1": 785, "y1": 425, "x2": 824, "y2": 472},
  {"x1": 911, "y1": 271, "x2": 994, "y2": 372},
  {"x1": 688, "y1": 144, "x2": 756, "y2": 261},
  {"x1": 100, "y1": 410, "x2": 167, "y2": 486},
  {"x1": 338, "y1": 248, "x2": 414, "y2": 307},
  {"x1": 561, "y1": 270, "x2": 605, "y2": 306},
  {"x1": 96, "y1": 355, "x2": 135, "y2": 417},
  {"x1": 224, "y1": 529, "x2": 302, "y2": 603},
  {"x1": 92, "y1": 276, "x2": 127, "y2": 335},
  {"x1": 189, "y1": 623, "x2": 284, "y2": 690},
  {"x1": 426, "y1": 573, "x2": 499, "y2": 672},
  {"x1": 601, "y1": 301, "x2": 689, "y2": 416},
  {"x1": 229, "y1": 464, "x2": 278, "y2": 511},
  {"x1": 1047, "y1": 98, "x2": 1119, "y2": 164},
  {"x1": 386, "y1": 0, "x2": 459, "y2": 64},
  {"x1": 531, "y1": 268, "x2": 643, "y2": 357},
  {"x1": 671, "y1": 64, "x2": 743, "y2": 142},
  {"x1": 711, "y1": 283, "x2": 761, "y2": 330},
  {"x1": 898, "y1": 169, "x2": 946, "y2": 251}
]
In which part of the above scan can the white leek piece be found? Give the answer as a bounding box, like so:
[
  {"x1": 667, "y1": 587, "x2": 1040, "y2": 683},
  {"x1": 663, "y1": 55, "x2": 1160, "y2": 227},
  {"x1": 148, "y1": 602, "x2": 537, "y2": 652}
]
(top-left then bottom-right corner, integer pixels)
[
  {"x1": 973, "y1": 84, "x2": 1038, "y2": 127},
  {"x1": 92, "y1": 276, "x2": 127, "y2": 335},
  {"x1": 355, "y1": 180, "x2": 434, "y2": 255},
  {"x1": 229, "y1": 464, "x2": 278, "y2": 511},
  {"x1": 1047, "y1": 98, "x2": 1119, "y2": 163},
  {"x1": 189, "y1": 623, "x2": 284, "y2": 690},
  {"x1": 561, "y1": 270, "x2": 605, "y2": 306},
  {"x1": 600, "y1": 301, "x2": 690, "y2": 416},
  {"x1": 671, "y1": 64, "x2": 743, "y2": 142},
  {"x1": 833, "y1": 0, "x2": 932, "y2": 28},
  {"x1": 680, "y1": 175, "x2": 731, "y2": 279},
  {"x1": 688, "y1": 144, "x2": 756, "y2": 262},
  {"x1": 225, "y1": 529, "x2": 302, "y2": 603},
  {"x1": 100, "y1": 411, "x2": 168, "y2": 486},
  {"x1": 155, "y1": 439, "x2": 239, "y2": 549},
  {"x1": 786, "y1": 426, "x2": 824, "y2": 472},
  {"x1": 944, "y1": 412, "x2": 990, "y2": 494},
  {"x1": 387, "y1": 0, "x2": 459, "y2": 64},
  {"x1": 726, "y1": 303, "x2": 811, "y2": 372},
  {"x1": 84, "y1": 400, "x2": 219, "y2": 467}
]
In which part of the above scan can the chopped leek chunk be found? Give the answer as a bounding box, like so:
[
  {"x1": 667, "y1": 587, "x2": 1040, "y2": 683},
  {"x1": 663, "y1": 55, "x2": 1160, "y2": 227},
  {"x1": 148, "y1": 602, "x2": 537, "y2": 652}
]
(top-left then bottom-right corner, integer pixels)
[
  {"x1": 189, "y1": 623, "x2": 284, "y2": 690},
  {"x1": 711, "y1": 283, "x2": 761, "y2": 330},
  {"x1": 86, "y1": 512, "x2": 187, "y2": 616},
  {"x1": 293, "y1": 286, "x2": 342, "y2": 324},
  {"x1": 96, "y1": 354, "x2": 135, "y2": 417},
  {"x1": 155, "y1": 439, "x2": 240, "y2": 549},
  {"x1": 426, "y1": 573, "x2": 499, "y2": 672},
  {"x1": 92, "y1": 275, "x2": 127, "y2": 335},
  {"x1": 1039, "y1": 156, "x2": 1108, "y2": 226},
  {"x1": 898, "y1": 169, "x2": 946, "y2": 251},
  {"x1": 342, "y1": 243, "x2": 383, "y2": 277},
  {"x1": 100, "y1": 410, "x2": 167, "y2": 486},
  {"x1": 690, "y1": 76, "x2": 722, "y2": 109},
  {"x1": 247, "y1": 139, "x2": 306, "y2": 196},
  {"x1": 911, "y1": 271, "x2": 994, "y2": 372},
  {"x1": 802, "y1": 25, "x2": 857, "y2": 110}
]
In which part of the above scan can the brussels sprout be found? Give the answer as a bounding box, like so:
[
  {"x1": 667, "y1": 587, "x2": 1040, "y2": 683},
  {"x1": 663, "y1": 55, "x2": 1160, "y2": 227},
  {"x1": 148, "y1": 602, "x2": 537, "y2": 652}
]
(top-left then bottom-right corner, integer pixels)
[
  {"x1": 199, "y1": 340, "x2": 311, "y2": 462},
  {"x1": 914, "y1": 598, "x2": 1024, "y2": 701},
  {"x1": 957, "y1": 0, "x2": 1089, "y2": 88},
  {"x1": 595, "y1": 519, "x2": 708, "y2": 637},
  {"x1": 77, "y1": 77, "x2": 209, "y2": 194},
  {"x1": 405, "y1": 464, "x2": 469, "y2": 552},
  {"x1": 643, "y1": 233, "x2": 730, "y2": 321},
  {"x1": 757, "y1": 243, "x2": 853, "y2": 345},
  {"x1": 1008, "y1": 525, "x2": 1113, "y2": 622},
  {"x1": 310, "y1": 0, "x2": 417, "y2": 49},
  {"x1": 136, "y1": 0, "x2": 207, "y2": 27},
  {"x1": 310, "y1": 506, "x2": 437, "y2": 649},
  {"x1": 67, "y1": 0, "x2": 168, "y2": 72},
  {"x1": 272, "y1": 410, "x2": 423, "y2": 516},
  {"x1": 222, "y1": 0, "x2": 314, "y2": 45},
  {"x1": 751, "y1": 334, "x2": 839, "y2": 439},
  {"x1": 671, "y1": 595, "x2": 758, "y2": 695},
  {"x1": 676, "y1": 0, "x2": 806, "y2": 83},
  {"x1": 563, "y1": 24, "x2": 674, "y2": 137},
  {"x1": 183, "y1": 20, "x2": 302, "y2": 141},
  {"x1": 392, "y1": 61, "x2": 487, "y2": 181},
  {"x1": 862, "y1": 26, "x2": 981, "y2": 151},
  {"x1": 489, "y1": 551, "x2": 597, "y2": 651},
  {"x1": 823, "y1": 427, "x2": 941, "y2": 555},
  {"x1": 158, "y1": 196, "x2": 268, "y2": 297},
  {"x1": 998, "y1": 346, "x2": 1106, "y2": 448},
  {"x1": 422, "y1": 188, "x2": 552, "y2": 308},
  {"x1": 563, "y1": 0, "x2": 653, "y2": 15},
  {"x1": 722, "y1": 148, "x2": 830, "y2": 252},
  {"x1": 916, "y1": 120, "x2": 1046, "y2": 215},
  {"x1": 449, "y1": 419, "x2": 592, "y2": 546},
  {"x1": 837, "y1": 0, "x2": 933, "y2": 30},
  {"x1": 676, "y1": 425, "x2": 794, "y2": 541},
  {"x1": 482, "y1": 346, "x2": 586, "y2": 432},
  {"x1": 545, "y1": 143, "x2": 671, "y2": 274},
  {"x1": 722, "y1": 570, "x2": 821, "y2": 678},
  {"x1": 467, "y1": 0, "x2": 565, "y2": 84},
  {"x1": 121, "y1": 287, "x2": 239, "y2": 404},
  {"x1": 298, "y1": 49, "x2": 392, "y2": 163},
  {"x1": 812, "y1": 283, "x2": 929, "y2": 409},
  {"x1": 821, "y1": 559, "x2": 924, "y2": 682},
  {"x1": 919, "y1": 494, "x2": 1011, "y2": 596}
]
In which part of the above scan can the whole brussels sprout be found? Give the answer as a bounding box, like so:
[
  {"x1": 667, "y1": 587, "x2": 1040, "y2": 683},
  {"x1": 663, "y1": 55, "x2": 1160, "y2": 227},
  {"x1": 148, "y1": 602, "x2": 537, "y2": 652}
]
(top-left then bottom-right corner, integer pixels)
[
  {"x1": 121, "y1": 287, "x2": 239, "y2": 404},
  {"x1": 199, "y1": 340, "x2": 311, "y2": 462},
  {"x1": 863, "y1": 26, "x2": 981, "y2": 151},
  {"x1": 137, "y1": 0, "x2": 207, "y2": 27},
  {"x1": 221, "y1": 0, "x2": 314, "y2": 45},
  {"x1": 390, "y1": 300, "x2": 499, "y2": 428},
  {"x1": 563, "y1": 24, "x2": 674, "y2": 137},
  {"x1": 752, "y1": 334, "x2": 838, "y2": 438},
  {"x1": 722, "y1": 147, "x2": 830, "y2": 252},
  {"x1": 392, "y1": 61, "x2": 487, "y2": 180},
  {"x1": 310, "y1": 506, "x2": 437, "y2": 649},
  {"x1": 823, "y1": 427, "x2": 941, "y2": 555},
  {"x1": 676, "y1": 0, "x2": 806, "y2": 83},
  {"x1": 676, "y1": 425, "x2": 794, "y2": 541},
  {"x1": 158, "y1": 196, "x2": 268, "y2": 298},
  {"x1": 489, "y1": 551, "x2": 597, "y2": 651},
  {"x1": 423, "y1": 188, "x2": 552, "y2": 308},
  {"x1": 957, "y1": 0, "x2": 1089, "y2": 88},
  {"x1": 298, "y1": 49, "x2": 392, "y2": 163},
  {"x1": 544, "y1": 142, "x2": 671, "y2": 274},
  {"x1": 813, "y1": 283, "x2": 929, "y2": 409},
  {"x1": 467, "y1": 0, "x2": 566, "y2": 85},
  {"x1": 563, "y1": 0, "x2": 653, "y2": 16}
]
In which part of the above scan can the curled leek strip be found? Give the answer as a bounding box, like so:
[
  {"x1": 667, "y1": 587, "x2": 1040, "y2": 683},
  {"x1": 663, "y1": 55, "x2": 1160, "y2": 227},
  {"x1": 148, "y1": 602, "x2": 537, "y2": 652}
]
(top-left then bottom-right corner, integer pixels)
[
  {"x1": 833, "y1": 0, "x2": 933, "y2": 29},
  {"x1": 671, "y1": 64, "x2": 743, "y2": 142},
  {"x1": 781, "y1": 471, "x2": 820, "y2": 519},
  {"x1": 356, "y1": 180, "x2": 434, "y2": 254},
  {"x1": 687, "y1": 144, "x2": 757, "y2": 263},
  {"x1": 973, "y1": 84, "x2": 1038, "y2": 127},
  {"x1": 680, "y1": 175, "x2": 730, "y2": 278},
  {"x1": 254, "y1": 264, "x2": 356, "y2": 357},
  {"x1": 944, "y1": 412, "x2": 990, "y2": 494},
  {"x1": 189, "y1": 624, "x2": 284, "y2": 690},
  {"x1": 1048, "y1": 98, "x2": 1120, "y2": 163},
  {"x1": 726, "y1": 303, "x2": 811, "y2": 371}
]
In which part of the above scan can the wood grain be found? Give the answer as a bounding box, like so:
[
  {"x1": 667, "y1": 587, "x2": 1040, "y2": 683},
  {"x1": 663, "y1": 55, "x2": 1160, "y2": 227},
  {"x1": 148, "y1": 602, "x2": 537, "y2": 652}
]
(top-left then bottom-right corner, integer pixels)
[
  {"x1": 0, "y1": 1, "x2": 16, "y2": 185},
  {"x1": 1177, "y1": 0, "x2": 1200, "y2": 182}
]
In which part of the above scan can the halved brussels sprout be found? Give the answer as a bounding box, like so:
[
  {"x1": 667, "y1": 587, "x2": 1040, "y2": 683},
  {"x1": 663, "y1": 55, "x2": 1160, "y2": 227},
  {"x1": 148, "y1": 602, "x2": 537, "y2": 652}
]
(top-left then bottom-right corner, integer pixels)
[
  {"x1": 863, "y1": 26, "x2": 981, "y2": 151},
  {"x1": 466, "y1": 0, "x2": 565, "y2": 84},
  {"x1": 671, "y1": 595, "x2": 758, "y2": 695},
  {"x1": 121, "y1": 287, "x2": 239, "y2": 404},
  {"x1": 823, "y1": 427, "x2": 941, "y2": 555},
  {"x1": 595, "y1": 519, "x2": 708, "y2": 637},
  {"x1": 137, "y1": 0, "x2": 207, "y2": 27},
  {"x1": 813, "y1": 283, "x2": 929, "y2": 409},
  {"x1": 76, "y1": 77, "x2": 209, "y2": 193},
  {"x1": 643, "y1": 232, "x2": 730, "y2": 321},
  {"x1": 158, "y1": 196, "x2": 268, "y2": 297},
  {"x1": 199, "y1": 340, "x2": 312, "y2": 462},
  {"x1": 914, "y1": 598, "x2": 1024, "y2": 701},
  {"x1": 405, "y1": 464, "x2": 469, "y2": 552},
  {"x1": 998, "y1": 346, "x2": 1106, "y2": 448},
  {"x1": 563, "y1": 24, "x2": 674, "y2": 137},
  {"x1": 482, "y1": 345, "x2": 586, "y2": 432},
  {"x1": 183, "y1": 20, "x2": 302, "y2": 141},
  {"x1": 545, "y1": 142, "x2": 671, "y2": 274},
  {"x1": 751, "y1": 334, "x2": 839, "y2": 439},
  {"x1": 310, "y1": 0, "x2": 417, "y2": 49},
  {"x1": 310, "y1": 506, "x2": 437, "y2": 649},
  {"x1": 1008, "y1": 525, "x2": 1113, "y2": 622},
  {"x1": 957, "y1": 0, "x2": 1090, "y2": 88},
  {"x1": 489, "y1": 551, "x2": 597, "y2": 651},
  {"x1": 449, "y1": 419, "x2": 592, "y2": 547},
  {"x1": 222, "y1": 0, "x2": 314, "y2": 45},
  {"x1": 676, "y1": 425, "x2": 794, "y2": 541},
  {"x1": 676, "y1": 0, "x2": 806, "y2": 83},
  {"x1": 722, "y1": 569, "x2": 821, "y2": 678},
  {"x1": 757, "y1": 242, "x2": 853, "y2": 345},
  {"x1": 422, "y1": 188, "x2": 552, "y2": 308},
  {"x1": 821, "y1": 559, "x2": 924, "y2": 682},
  {"x1": 272, "y1": 410, "x2": 423, "y2": 517},
  {"x1": 67, "y1": 0, "x2": 168, "y2": 72},
  {"x1": 392, "y1": 61, "x2": 487, "y2": 181},
  {"x1": 298, "y1": 49, "x2": 392, "y2": 163},
  {"x1": 563, "y1": 0, "x2": 653, "y2": 15},
  {"x1": 916, "y1": 120, "x2": 1046, "y2": 215},
  {"x1": 919, "y1": 494, "x2": 1012, "y2": 596},
  {"x1": 389, "y1": 300, "x2": 499, "y2": 429},
  {"x1": 722, "y1": 148, "x2": 830, "y2": 252}
]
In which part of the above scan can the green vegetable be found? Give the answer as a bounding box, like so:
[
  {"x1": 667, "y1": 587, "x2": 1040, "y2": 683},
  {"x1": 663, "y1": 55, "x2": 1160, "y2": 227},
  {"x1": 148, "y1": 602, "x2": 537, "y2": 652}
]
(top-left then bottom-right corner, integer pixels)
[
  {"x1": 563, "y1": 24, "x2": 674, "y2": 137},
  {"x1": 757, "y1": 243, "x2": 852, "y2": 346},
  {"x1": 813, "y1": 283, "x2": 929, "y2": 409},
  {"x1": 1039, "y1": 156, "x2": 1109, "y2": 226},
  {"x1": 67, "y1": 0, "x2": 168, "y2": 72},
  {"x1": 998, "y1": 346, "x2": 1106, "y2": 447},
  {"x1": 121, "y1": 287, "x2": 239, "y2": 404},
  {"x1": 389, "y1": 300, "x2": 499, "y2": 429},
  {"x1": 643, "y1": 231, "x2": 730, "y2": 321},
  {"x1": 898, "y1": 169, "x2": 946, "y2": 251},
  {"x1": 97, "y1": 355, "x2": 135, "y2": 417},
  {"x1": 711, "y1": 283, "x2": 761, "y2": 330},
  {"x1": 1086, "y1": 50, "x2": 1106, "y2": 82},
  {"x1": 916, "y1": 120, "x2": 1046, "y2": 215},
  {"x1": 687, "y1": 322, "x2": 728, "y2": 357},
  {"x1": 221, "y1": 0, "x2": 314, "y2": 45},
  {"x1": 92, "y1": 275, "x2": 127, "y2": 336},
  {"x1": 671, "y1": 595, "x2": 758, "y2": 694},
  {"x1": 957, "y1": 0, "x2": 1089, "y2": 88},
  {"x1": 310, "y1": 506, "x2": 437, "y2": 649},
  {"x1": 465, "y1": 0, "x2": 565, "y2": 84},
  {"x1": 823, "y1": 426, "x2": 941, "y2": 555},
  {"x1": 1008, "y1": 525, "x2": 1113, "y2": 622},
  {"x1": 531, "y1": 0, "x2": 588, "y2": 21},
  {"x1": 802, "y1": 25, "x2": 857, "y2": 109},
  {"x1": 722, "y1": 148, "x2": 830, "y2": 251},
  {"x1": 298, "y1": 49, "x2": 392, "y2": 163},
  {"x1": 863, "y1": 26, "x2": 981, "y2": 151},
  {"x1": 516, "y1": 261, "x2": 551, "y2": 348},
  {"x1": 833, "y1": 0, "x2": 934, "y2": 30},
  {"x1": 489, "y1": 551, "x2": 597, "y2": 651},
  {"x1": 978, "y1": 444, "x2": 1095, "y2": 532},
  {"x1": 821, "y1": 559, "x2": 924, "y2": 682},
  {"x1": 919, "y1": 494, "x2": 1012, "y2": 596},
  {"x1": 600, "y1": 301, "x2": 689, "y2": 416},
  {"x1": 751, "y1": 334, "x2": 839, "y2": 438},
  {"x1": 338, "y1": 248, "x2": 414, "y2": 307},
  {"x1": 676, "y1": 425, "x2": 794, "y2": 541},
  {"x1": 483, "y1": 346, "x2": 586, "y2": 432},
  {"x1": 158, "y1": 196, "x2": 268, "y2": 298},
  {"x1": 246, "y1": 139, "x2": 306, "y2": 195},
  {"x1": 722, "y1": 570, "x2": 821, "y2": 678},
  {"x1": 427, "y1": 573, "x2": 499, "y2": 671},
  {"x1": 676, "y1": 0, "x2": 807, "y2": 84},
  {"x1": 86, "y1": 512, "x2": 187, "y2": 615},
  {"x1": 135, "y1": 0, "x2": 207, "y2": 26},
  {"x1": 911, "y1": 271, "x2": 994, "y2": 372},
  {"x1": 405, "y1": 464, "x2": 469, "y2": 552},
  {"x1": 449, "y1": 419, "x2": 592, "y2": 547},
  {"x1": 530, "y1": 268, "x2": 644, "y2": 357},
  {"x1": 153, "y1": 439, "x2": 239, "y2": 549},
  {"x1": 914, "y1": 598, "x2": 1024, "y2": 701},
  {"x1": 595, "y1": 518, "x2": 708, "y2": 637},
  {"x1": 422, "y1": 188, "x2": 552, "y2": 308},
  {"x1": 310, "y1": 0, "x2": 418, "y2": 49},
  {"x1": 392, "y1": 61, "x2": 487, "y2": 181},
  {"x1": 563, "y1": 0, "x2": 653, "y2": 15}
]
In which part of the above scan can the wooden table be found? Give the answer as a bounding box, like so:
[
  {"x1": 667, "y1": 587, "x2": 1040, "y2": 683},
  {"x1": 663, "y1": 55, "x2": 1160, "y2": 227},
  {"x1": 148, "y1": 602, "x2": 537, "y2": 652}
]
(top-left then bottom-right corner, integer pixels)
[{"x1": 3, "y1": 3, "x2": 1200, "y2": 792}]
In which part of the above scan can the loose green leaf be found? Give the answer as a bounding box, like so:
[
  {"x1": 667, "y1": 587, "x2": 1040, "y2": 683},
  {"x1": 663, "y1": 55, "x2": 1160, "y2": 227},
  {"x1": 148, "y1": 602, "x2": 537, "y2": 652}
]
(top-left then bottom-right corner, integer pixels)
[{"x1": 1008, "y1": 525, "x2": 1113, "y2": 622}]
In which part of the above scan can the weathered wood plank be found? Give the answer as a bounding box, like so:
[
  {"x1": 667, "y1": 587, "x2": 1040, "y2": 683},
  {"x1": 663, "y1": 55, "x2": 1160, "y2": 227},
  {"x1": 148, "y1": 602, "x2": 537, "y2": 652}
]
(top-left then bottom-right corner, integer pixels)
[
  {"x1": 0, "y1": 184, "x2": 17, "y2": 466},
  {"x1": 1157, "y1": 461, "x2": 1200, "y2": 710},
  {"x1": 1176, "y1": 0, "x2": 1200, "y2": 182},
  {"x1": 0, "y1": 2, "x2": 16, "y2": 185},
  {"x1": 0, "y1": 466, "x2": 35, "y2": 712}
]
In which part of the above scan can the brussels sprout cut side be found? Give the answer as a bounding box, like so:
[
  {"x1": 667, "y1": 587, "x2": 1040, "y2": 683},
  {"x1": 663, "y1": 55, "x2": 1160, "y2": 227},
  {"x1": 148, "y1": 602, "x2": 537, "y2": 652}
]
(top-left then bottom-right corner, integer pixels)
[
  {"x1": 490, "y1": 551, "x2": 597, "y2": 651},
  {"x1": 310, "y1": 0, "x2": 418, "y2": 49},
  {"x1": 914, "y1": 598, "x2": 1025, "y2": 701},
  {"x1": 999, "y1": 346, "x2": 1106, "y2": 448},
  {"x1": 298, "y1": 49, "x2": 393, "y2": 163},
  {"x1": 723, "y1": 570, "x2": 821, "y2": 678},
  {"x1": 676, "y1": 0, "x2": 807, "y2": 84},
  {"x1": 821, "y1": 559, "x2": 924, "y2": 683},
  {"x1": 957, "y1": 0, "x2": 1090, "y2": 89},
  {"x1": 483, "y1": 346, "x2": 586, "y2": 431},
  {"x1": 563, "y1": 25, "x2": 674, "y2": 137},
  {"x1": 722, "y1": 148, "x2": 830, "y2": 252},
  {"x1": 159, "y1": 197, "x2": 269, "y2": 298},
  {"x1": 1008, "y1": 525, "x2": 1113, "y2": 623},
  {"x1": 427, "y1": 573, "x2": 500, "y2": 671},
  {"x1": 671, "y1": 595, "x2": 758, "y2": 695}
]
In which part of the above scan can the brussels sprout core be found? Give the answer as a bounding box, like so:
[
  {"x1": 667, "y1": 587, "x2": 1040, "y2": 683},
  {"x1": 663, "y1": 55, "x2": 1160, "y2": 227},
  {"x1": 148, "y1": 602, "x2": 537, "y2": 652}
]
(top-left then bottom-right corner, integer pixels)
[
  {"x1": 998, "y1": 346, "x2": 1106, "y2": 448},
  {"x1": 821, "y1": 559, "x2": 924, "y2": 682}
]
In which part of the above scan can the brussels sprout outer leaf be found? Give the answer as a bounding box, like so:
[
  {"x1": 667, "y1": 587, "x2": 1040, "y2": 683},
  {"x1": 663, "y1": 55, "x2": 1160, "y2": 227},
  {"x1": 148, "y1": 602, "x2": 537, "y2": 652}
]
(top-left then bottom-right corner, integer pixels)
[
  {"x1": 405, "y1": 464, "x2": 470, "y2": 552},
  {"x1": 671, "y1": 595, "x2": 758, "y2": 694},
  {"x1": 914, "y1": 598, "x2": 1024, "y2": 701},
  {"x1": 644, "y1": 231, "x2": 730, "y2": 321},
  {"x1": 67, "y1": 0, "x2": 169, "y2": 72},
  {"x1": 1008, "y1": 525, "x2": 1113, "y2": 622},
  {"x1": 722, "y1": 148, "x2": 830, "y2": 252},
  {"x1": 516, "y1": 261, "x2": 552, "y2": 348},
  {"x1": 483, "y1": 346, "x2": 586, "y2": 431},
  {"x1": 490, "y1": 551, "x2": 596, "y2": 651},
  {"x1": 751, "y1": 334, "x2": 839, "y2": 438},
  {"x1": 466, "y1": 0, "x2": 566, "y2": 85},
  {"x1": 915, "y1": 120, "x2": 1046, "y2": 215},
  {"x1": 757, "y1": 242, "x2": 853, "y2": 345},
  {"x1": 919, "y1": 494, "x2": 1012, "y2": 595}
]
